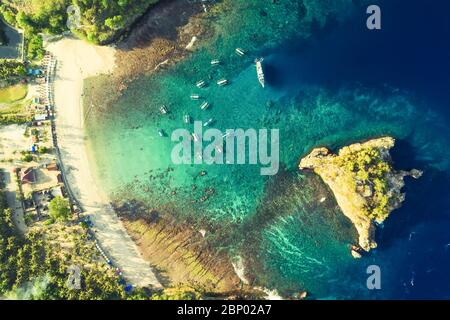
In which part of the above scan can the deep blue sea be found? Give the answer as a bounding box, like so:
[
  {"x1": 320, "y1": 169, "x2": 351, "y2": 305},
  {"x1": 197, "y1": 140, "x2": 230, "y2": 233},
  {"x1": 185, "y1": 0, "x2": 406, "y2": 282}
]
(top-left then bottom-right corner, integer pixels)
[
  {"x1": 264, "y1": 0, "x2": 450, "y2": 299},
  {"x1": 87, "y1": 0, "x2": 450, "y2": 299}
]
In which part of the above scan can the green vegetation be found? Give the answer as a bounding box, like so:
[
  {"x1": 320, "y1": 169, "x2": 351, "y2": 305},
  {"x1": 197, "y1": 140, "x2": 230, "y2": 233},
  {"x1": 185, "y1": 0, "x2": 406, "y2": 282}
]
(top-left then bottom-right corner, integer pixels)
[
  {"x1": 27, "y1": 34, "x2": 44, "y2": 60},
  {"x1": 37, "y1": 146, "x2": 50, "y2": 154},
  {"x1": 151, "y1": 286, "x2": 202, "y2": 300},
  {"x1": 0, "y1": 83, "x2": 27, "y2": 103},
  {"x1": 335, "y1": 147, "x2": 393, "y2": 222},
  {"x1": 48, "y1": 196, "x2": 71, "y2": 222},
  {"x1": 0, "y1": 62, "x2": 30, "y2": 124},
  {"x1": 0, "y1": 0, "x2": 159, "y2": 45},
  {"x1": 0, "y1": 60, "x2": 26, "y2": 81},
  {"x1": 0, "y1": 189, "x2": 129, "y2": 299},
  {"x1": 0, "y1": 99, "x2": 32, "y2": 125},
  {"x1": 21, "y1": 153, "x2": 33, "y2": 162}
]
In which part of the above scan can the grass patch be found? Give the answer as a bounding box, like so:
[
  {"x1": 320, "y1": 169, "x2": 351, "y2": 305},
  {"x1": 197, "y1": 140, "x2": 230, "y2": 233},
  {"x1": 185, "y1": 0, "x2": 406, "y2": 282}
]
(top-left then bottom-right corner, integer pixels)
[
  {"x1": 0, "y1": 84, "x2": 28, "y2": 103},
  {"x1": 0, "y1": 99, "x2": 32, "y2": 125}
]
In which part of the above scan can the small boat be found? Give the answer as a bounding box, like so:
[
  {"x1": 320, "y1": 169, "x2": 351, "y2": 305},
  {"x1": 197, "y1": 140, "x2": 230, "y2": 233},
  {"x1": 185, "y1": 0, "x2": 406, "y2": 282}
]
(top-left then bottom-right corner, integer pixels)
[
  {"x1": 211, "y1": 59, "x2": 221, "y2": 66},
  {"x1": 158, "y1": 129, "x2": 166, "y2": 137},
  {"x1": 184, "y1": 114, "x2": 191, "y2": 124},
  {"x1": 217, "y1": 79, "x2": 228, "y2": 86},
  {"x1": 222, "y1": 132, "x2": 232, "y2": 139},
  {"x1": 196, "y1": 80, "x2": 206, "y2": 88},
  {"x1": 203, "y1": 118, "x2": 214, "y2": 127},
  {"x1": 190, "y1": 94, "x2": 201, "y2": 100},
  {"x1": 200, "y1": 101, "x2": 210, "y2": 110},
  {"x1": 235, "y1": 48, "x2": 246, "y2": 56},
  {"x1": 216, "y1": 145, "x2": 223, "y2": 154},
  {"x1": 159, "y1": 105, "x2": 168, "y2": 114},
  {"x1": 192, "y1": 133, "x2": 199, "y2": 142},
  {"x1": 255, "y1": 58, "x2": 265, "y2": 88}
]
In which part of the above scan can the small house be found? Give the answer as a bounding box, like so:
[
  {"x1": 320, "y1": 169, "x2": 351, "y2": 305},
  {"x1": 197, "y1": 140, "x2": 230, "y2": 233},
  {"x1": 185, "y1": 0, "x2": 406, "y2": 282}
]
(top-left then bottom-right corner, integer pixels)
[{"x1": 21, "y1": 167, "x2": 36, "y2": 185}]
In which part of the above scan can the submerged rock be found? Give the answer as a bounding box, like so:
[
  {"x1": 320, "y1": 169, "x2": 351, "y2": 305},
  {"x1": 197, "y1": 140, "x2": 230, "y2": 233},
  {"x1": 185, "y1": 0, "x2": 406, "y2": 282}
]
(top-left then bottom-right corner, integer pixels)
[
  {"x1": 351, "y1": 250, "x2": 362, "y2": 259},
  {"x1": 351, "y1": 245, "x2": 364, "y2": 259},
  {"x1": 299, "y1": 137, "x2": 422, "y2": 253}
]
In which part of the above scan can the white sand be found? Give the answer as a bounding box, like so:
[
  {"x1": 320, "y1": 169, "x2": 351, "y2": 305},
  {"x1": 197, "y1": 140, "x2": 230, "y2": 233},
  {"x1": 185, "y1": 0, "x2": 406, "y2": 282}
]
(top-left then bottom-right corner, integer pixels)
[{"x1": 47, "y1": 37, "x2": 161, "y2": 288}]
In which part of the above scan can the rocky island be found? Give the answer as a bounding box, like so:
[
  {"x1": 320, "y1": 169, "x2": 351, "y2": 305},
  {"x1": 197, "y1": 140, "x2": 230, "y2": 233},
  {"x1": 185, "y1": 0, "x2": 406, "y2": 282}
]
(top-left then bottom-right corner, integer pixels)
[{"x1": 299, "y1": 137, "x2": 422, "y2": 256}]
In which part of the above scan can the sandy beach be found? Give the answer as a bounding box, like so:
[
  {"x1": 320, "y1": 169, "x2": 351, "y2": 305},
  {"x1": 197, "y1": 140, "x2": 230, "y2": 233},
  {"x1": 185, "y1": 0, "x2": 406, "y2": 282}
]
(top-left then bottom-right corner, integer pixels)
[{"x1": 47, "y1": 37, "x2": 161, "y2": 288}]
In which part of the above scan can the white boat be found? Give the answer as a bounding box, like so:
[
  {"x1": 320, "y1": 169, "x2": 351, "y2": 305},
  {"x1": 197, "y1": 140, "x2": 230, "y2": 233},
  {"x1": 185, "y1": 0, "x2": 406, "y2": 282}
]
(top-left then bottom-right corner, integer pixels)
[
  {"x1": 192, "y1": 133, "x2": 199, "y2": 142},
  {"x1": 184, "y1": 114, "x2": 191, "y2": 124},
  {"x1": 158, "y1": 129, "x2": 166, "y2": 137},
  {"x1": 222, "y1": 132, "x2": 232, "y2": 139},
  {"x1": 217, "y1": 79, "x2": 228, "y2": 86},
  {"x1": 255, "y1": 58, "x2": 265, "y2": 88},
  {"x1": 159, "y1": 105, "x2": 168, "y2": 114},
  {"x1": 204, "y1": 118, "x2": 214, "y2": 127},
  {"x1": 211, "y1": 59, "x2": 221, "y2": 66},
  {"x1": 196, "y1": 80, "x2": 206, "y2": 88},
  {"x1": 190, "y1": 94, "x2": 201, "y2": 100},
  {"x1": 235, "y1": 48, "x2": 246, "y2": 56},
  {"x1": 200, "y1": 101, "x2": 210, "y2": 110}
]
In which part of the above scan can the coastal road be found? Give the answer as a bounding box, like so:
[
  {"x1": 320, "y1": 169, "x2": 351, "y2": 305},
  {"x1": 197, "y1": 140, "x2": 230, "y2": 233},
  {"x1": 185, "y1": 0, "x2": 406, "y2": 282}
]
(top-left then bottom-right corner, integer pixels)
[{"x1": 47, "y1": 38, "x2": 162, "y2": 288}]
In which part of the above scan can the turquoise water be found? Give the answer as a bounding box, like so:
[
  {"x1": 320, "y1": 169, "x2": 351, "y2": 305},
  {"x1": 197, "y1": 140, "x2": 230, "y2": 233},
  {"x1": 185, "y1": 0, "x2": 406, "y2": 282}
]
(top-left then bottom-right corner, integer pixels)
[{"x1": 86, "y1": 0, "x2": 450, "y2": 299}]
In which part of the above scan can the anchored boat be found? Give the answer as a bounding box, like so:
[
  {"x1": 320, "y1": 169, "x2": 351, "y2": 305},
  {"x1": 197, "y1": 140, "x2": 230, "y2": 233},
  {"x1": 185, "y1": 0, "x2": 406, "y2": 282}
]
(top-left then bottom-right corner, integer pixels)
[
  {"x1": 190, "y1": 94, "x2": 201, "y2": 100},
  {"x1": 235, "y1": 48, "x2": 246, "y2": 56},
  {"x1": 204, "y1": 118, "x2": 214, "y2": 127},
  {"x1": 200, "y1": 101, "x2": 210, "y2": 110},
  {"x1": 196, "y1": 80, "x2": 206, "y2": 88},
  {"x1": 211, "y1": 59, "x2": 221, "y2": 66},
  {"x1": 217, "y1": 79, "x2": 228, "y2": 86},
  {"x1": 255, "y1": 58, "x2": 265, "y2": 88}
]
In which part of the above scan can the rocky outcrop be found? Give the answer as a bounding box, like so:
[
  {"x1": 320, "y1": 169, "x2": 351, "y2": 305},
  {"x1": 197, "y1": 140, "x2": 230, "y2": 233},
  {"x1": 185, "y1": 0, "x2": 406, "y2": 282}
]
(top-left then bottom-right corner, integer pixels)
[
  {"x1": 122, "y1": 217, "x2": 243, "y2": 294},
  {"x1": 299, "y1": 137, "x2": 422, "y2": 253}
]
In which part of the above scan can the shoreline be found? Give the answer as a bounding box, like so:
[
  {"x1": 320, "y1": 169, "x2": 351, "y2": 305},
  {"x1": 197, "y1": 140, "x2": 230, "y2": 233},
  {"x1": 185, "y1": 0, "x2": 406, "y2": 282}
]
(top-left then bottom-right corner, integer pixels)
[
  {"x1": 81, "y1": 0, "x2": 208, "y2": 111},
  {"x1": 44, "y1": 0, "x2": 239, "y2": 294},
  {"x1": 47, "y1": 37, "x2": 161, "y2": 288}
]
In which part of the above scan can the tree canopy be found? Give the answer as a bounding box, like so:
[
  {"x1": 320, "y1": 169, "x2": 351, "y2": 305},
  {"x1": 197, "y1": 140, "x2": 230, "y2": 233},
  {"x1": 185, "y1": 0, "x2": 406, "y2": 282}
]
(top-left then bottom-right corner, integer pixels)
[
  {"x1": 0, "y1": 60, "x2": 26, "y2": 81},
  {"x1": 48, "y1": 196, "x2": 71, "y2": 221},
  {"x1": 0, "y1": 0, "x2": 160, "y2": 45},
  {"x1": 0, "y1": 189, "x2": 128, "y2": 299}
]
